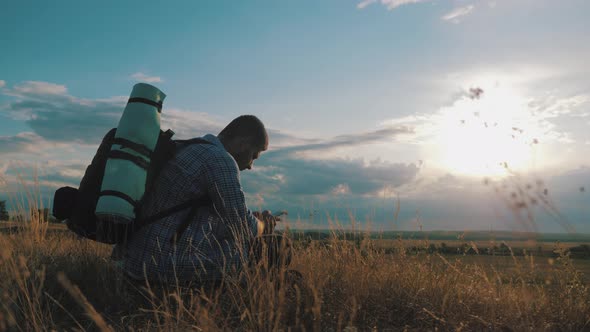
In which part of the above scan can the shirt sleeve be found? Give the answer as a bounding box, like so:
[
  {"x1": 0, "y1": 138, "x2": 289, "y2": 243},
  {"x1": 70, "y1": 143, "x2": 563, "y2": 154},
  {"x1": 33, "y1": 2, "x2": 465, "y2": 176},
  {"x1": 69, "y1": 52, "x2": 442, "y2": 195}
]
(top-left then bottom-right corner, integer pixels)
[{"x1": 202, "y1": 152, "x2": 258, "y2": 238}]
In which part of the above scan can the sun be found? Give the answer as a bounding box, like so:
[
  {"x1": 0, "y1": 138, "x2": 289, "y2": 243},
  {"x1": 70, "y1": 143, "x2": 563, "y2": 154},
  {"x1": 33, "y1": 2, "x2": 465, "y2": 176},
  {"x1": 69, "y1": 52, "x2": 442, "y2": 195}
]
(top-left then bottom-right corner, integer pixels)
[{"x1": 434, "y1": 80, "x2": 541, "y2": 178}]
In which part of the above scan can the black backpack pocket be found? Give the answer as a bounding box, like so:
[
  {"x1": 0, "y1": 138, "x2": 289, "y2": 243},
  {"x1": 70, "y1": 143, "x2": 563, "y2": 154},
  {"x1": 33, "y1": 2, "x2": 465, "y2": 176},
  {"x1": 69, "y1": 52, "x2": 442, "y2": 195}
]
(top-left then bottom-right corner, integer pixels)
[{"x1": 52, "y1": 186, "x2": 79, "y2": 220}]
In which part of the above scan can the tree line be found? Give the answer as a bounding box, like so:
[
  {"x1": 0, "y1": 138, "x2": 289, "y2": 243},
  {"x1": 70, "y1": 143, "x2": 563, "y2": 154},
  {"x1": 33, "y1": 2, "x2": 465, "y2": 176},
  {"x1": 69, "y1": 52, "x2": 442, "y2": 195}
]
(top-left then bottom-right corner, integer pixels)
[
  {"x1": 0, "y1": 200, "x2": 58, "y2": 223},
  {"x1": 0, "y1": 200, "x2": 8, "y2": 221}
]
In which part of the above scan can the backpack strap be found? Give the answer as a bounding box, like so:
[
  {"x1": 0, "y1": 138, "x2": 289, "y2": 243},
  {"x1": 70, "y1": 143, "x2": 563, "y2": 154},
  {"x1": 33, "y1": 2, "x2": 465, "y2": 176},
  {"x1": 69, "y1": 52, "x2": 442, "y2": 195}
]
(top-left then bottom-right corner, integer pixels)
[
  {"x1": 99, "y1": 190, "x2": 139, "y2": 210},
  {"x1": 111, "y1": 137, "x2": 153, "y2": 159},
  {"x1": 139, "y1": 195, "x2": 211, "y2": 226},
  {"x1": 139, "y1": 137, "x2": 217, "y2": 243},
  {"x1": 107, "y1": 150, "x2": 149, "y2": 170},
  {"x1": 174, "y1": 137, "x2": 216, "y2": 146},
  {"x1": 170, "y1": 203, "x2": 202, "y2": 245}
]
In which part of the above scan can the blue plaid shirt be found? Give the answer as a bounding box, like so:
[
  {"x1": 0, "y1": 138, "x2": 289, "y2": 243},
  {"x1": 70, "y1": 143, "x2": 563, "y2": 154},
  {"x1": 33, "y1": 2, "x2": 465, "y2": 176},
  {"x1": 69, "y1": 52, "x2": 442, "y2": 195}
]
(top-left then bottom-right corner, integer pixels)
[{"x1": 113, "y1": 134, "x2": 259, "y2": 283}]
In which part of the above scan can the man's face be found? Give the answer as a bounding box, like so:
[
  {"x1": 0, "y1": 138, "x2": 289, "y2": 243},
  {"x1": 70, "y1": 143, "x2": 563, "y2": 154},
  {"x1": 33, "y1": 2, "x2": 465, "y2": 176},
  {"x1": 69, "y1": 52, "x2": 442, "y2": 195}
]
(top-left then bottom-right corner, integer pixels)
[{"x1": 233, "y1": 140, "x2": 266, "y2": 171}]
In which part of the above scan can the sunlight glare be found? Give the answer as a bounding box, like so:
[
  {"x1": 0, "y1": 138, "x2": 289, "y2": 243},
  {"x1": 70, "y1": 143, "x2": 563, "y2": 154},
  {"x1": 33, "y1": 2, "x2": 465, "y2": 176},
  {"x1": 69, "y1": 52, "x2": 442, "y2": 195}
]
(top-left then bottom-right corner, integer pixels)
[{"x1": 436, "y1": 78, "x2": 541, "y2": 178}]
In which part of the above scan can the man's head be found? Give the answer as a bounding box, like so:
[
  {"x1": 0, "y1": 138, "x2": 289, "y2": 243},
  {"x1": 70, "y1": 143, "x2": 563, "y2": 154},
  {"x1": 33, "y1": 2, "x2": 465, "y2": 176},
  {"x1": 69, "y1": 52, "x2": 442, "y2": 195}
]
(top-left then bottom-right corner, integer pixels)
[{"x1": 218, "y1": 115, "x2": 268, "y2": 171}]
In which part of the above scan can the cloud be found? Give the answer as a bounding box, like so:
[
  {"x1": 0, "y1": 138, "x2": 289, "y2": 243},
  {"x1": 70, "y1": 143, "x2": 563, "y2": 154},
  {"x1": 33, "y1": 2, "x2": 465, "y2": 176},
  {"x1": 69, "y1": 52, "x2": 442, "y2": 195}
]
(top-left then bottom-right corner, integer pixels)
[
  {"x1": 269, "y1": 167, "x2": 590, "y2": 233},
  {"x1": 0, "y1": 154, "x2": 102, "y2": 204},
  {"x1": 0, "y1": 80, "x2": 5, "y2": 88},
  {"x1": 130, "y1": 72, "x2": 162, "y2": 83},
  {"x1": 241, "y1": 127, "x2": 421, "y2": 202},
  {"x1": 240, "y1": 154, "x2": 420, "y2": 229},
  {"x1": 11, "y1": 81, "x2": 68, "y2": 96},
  {"x1": 383, "y1": 74, "x2": 590, "y2": 149},
  {"x1": 0, "y1": 132, "x2": 46, "y2": 154},
  {"x1": 357, "y1": 0, "x2": 432, "y2": 10},
  {"x1": 243, "y1": 170, "x2": 496, "y2": 232},
  {"x1": 441, "y1": 5, "x2": 475, "y2": 23},
  {"x1": 160, "y1": 108, "x2": 224, "y2": 139},
  {"x1": 2, "y1": 94, "x2": 122, "y2": 144},
  {"x1": 266, "y1": 129, "x2": 319, "y2": 148},
  {"x1": 529, "y1": 94, "x2": 590, "y2": 119},
  {"x1": 2, "y1": 83, "x2": 261, "y2": 147},
  {"x1": 520, "y1": 93, "x2": 590, "y2": 146},
  {"x1": 265, "y1": 126, "x2": 413, "y2": 158},
  {"x1": 250, "y1": 157, "x2": 420, "y2": 196},
  {"x1": 0, "y1": 161, "x2": 88, "y2": 213},
  {"x1": 1, "y1": 162, "x2": 86, "y2": 191},
  {"x1": 332, "y1": 184, "x2": 352, "y2": 195},
  {"x1": 162, "y1": 112, "x2": 320, "y2": 147},
  {"x1": 357, "y1": 0, "x2": 377, "y2": 9}
]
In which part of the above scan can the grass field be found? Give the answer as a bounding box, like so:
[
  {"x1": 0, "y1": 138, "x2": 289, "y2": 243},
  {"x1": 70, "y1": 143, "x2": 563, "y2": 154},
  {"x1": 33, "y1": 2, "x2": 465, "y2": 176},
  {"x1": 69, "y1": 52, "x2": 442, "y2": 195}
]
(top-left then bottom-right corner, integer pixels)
[{"x1": 1, "y1": 220, "x2": 590, "y2": 331}]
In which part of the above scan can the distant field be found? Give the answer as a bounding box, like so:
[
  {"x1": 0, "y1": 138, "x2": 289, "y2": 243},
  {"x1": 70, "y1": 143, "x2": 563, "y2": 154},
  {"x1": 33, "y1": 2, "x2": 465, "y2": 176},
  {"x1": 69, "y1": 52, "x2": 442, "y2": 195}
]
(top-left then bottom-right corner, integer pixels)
[
  {"x1": 3, "y1": 222, "x2": 587, "y2": 249},
  {"x1": 450, "y1": 254, "x2": 590, "y2": 282},
  {"x1": 369, "y1": 238, "x2": 587, "y2": 249},
  {"x1": 0, "y1": 221, "x2": 69, "y2": 237},
  {"x1": 0, "y1": 221, "x2": 67, "y2": 230},
  {"x1": 6, "y1": 222, "x2": 587, "y2": 281},
  {"x1": 2, "y1": 222, "x2": 587, "y2": 254},
  {"x1": 288, "y1": 228, "x2": 590, "y2": 243},
  {"x1": 292, "y1": 230, "x2": 590, "y2": 284}
]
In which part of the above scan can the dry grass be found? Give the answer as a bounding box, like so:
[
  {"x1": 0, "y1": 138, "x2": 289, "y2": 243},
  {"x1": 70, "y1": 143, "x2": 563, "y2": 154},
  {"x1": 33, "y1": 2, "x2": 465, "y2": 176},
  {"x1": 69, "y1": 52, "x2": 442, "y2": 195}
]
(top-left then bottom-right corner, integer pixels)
[{"x1": 1, "y1": 220, "x2": 590, "y2": 331}]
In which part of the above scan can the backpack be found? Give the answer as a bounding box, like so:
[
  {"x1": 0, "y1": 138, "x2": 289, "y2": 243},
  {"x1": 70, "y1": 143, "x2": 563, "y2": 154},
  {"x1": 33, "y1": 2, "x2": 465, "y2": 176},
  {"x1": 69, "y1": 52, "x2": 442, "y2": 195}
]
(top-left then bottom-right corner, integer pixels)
[{"x1": 52, "y1": 127, "x2": 214, "y2": 244}]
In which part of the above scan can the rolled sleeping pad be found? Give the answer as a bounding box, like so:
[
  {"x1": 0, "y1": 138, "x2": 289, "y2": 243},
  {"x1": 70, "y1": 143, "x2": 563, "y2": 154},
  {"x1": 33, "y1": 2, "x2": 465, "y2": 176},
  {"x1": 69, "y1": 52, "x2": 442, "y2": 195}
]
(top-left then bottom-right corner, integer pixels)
[{"x1": 94, "y1": 83, "x2": 165, "y2": 238}]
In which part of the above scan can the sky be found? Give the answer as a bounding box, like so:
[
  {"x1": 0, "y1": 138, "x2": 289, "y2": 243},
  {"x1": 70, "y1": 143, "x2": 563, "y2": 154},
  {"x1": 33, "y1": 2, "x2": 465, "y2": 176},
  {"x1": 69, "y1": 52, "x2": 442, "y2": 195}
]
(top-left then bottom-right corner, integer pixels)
[{"x1": 1, "y1": 0, "x2": 589, "y2": 233}]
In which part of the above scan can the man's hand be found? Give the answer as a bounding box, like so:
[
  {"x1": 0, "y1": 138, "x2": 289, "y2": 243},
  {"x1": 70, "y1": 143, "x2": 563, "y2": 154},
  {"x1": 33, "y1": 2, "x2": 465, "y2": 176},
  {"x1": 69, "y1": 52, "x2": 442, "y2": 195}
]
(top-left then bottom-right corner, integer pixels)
[{"x1": 253, "y1": 210, "x2": 280, "y2": 235}]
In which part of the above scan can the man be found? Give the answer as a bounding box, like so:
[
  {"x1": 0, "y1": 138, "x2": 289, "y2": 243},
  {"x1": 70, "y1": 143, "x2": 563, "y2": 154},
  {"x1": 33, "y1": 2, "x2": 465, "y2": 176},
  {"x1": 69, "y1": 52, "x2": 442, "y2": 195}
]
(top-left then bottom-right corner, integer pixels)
[{"x1": 112, "y1": 115, "x2": 289, "y2": 285}]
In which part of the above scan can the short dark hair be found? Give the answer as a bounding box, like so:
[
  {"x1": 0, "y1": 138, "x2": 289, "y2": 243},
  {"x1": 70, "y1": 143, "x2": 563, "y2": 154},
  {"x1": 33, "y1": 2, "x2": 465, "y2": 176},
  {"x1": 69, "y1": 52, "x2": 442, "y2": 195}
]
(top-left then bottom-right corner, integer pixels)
[{"x1": 218, "y1": 115, "x2": 268, "y2": 149}]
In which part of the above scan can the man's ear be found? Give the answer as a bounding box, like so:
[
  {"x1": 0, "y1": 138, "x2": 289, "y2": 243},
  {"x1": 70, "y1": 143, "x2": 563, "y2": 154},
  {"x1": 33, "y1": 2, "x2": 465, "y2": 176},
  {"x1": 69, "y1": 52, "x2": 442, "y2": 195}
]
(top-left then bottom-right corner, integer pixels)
[
  {"x1": 226, "y1": 136, "x2": 241, "y2": 151},
  {"x1": 239, "y1": 137, "x2": 255, "y2": 151},
  {"x1": 233, "y1": 137, "x2": 247, "y2": 152}
]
